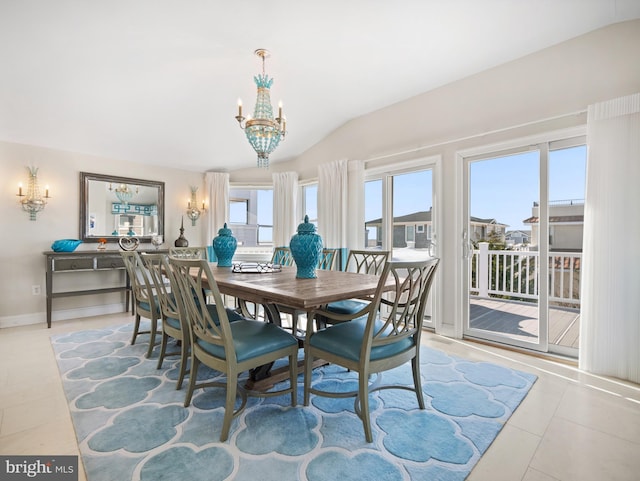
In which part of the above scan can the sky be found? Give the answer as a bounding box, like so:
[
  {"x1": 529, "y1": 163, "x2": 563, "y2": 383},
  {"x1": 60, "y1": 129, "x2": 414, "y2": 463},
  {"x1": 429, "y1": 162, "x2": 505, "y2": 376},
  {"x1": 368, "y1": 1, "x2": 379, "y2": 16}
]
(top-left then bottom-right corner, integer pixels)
[{"x1": 469, "y1": 145, "x2": 586, "y2": 230}]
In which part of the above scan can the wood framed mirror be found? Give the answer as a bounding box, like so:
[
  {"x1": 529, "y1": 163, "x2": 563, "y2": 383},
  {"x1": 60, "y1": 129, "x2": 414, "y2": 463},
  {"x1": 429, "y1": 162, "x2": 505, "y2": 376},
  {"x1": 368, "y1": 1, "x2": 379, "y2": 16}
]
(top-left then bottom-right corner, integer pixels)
[{"x1": 79, "y1": 172, "x2": 165, "y2": 243}]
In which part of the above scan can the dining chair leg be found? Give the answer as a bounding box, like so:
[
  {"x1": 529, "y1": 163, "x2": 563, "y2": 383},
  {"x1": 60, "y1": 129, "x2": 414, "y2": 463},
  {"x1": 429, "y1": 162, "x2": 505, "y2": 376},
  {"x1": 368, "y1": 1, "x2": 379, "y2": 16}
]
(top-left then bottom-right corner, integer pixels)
[
  {"x1": 411, "y1": 357, "x2": 425, "y2": 409},
  {"x1": 176, "y1": 343, "x2": 189, "y2": 390},
  {"x1": 157, "y1": 331, "x2": 168, "y2": 369},
  {"x1": 145, "y1": 319, "x2": 158, "y2": 358},
  {"x1": 358, "y1": 374, "x2": 373, "y2": 443},
  {"x1": 303, "y1": 352, "x2": 314, "y2": 406},
  {"x1": 184, "y1": 355, "x2": 200, "y2": 407},
  {"x1": 221, "y1": 372, "x2": 238, "y2": 442},
  {"x1": 131, "y1": 314, "x2": 142, "y2": 345},
  {"x1": 288, "y1": 351, "x2": 298, "y2": 406}
]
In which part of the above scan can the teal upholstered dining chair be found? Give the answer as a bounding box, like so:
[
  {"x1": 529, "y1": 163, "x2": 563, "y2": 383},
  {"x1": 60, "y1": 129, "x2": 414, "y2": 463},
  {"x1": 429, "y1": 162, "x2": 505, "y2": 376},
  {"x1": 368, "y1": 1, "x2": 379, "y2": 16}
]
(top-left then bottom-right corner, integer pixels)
[
  {"x1": 314, "y1": 249, "x2": 389, "y2": 329},
  {"x1": 304, "y1": 257, "x2": 439, "y2": 442},
  {"x1": 170, "y1": 258, "x2": 299, "y2": 442},
  {"x1": 141, "y1": 253, "x2": 190, "y2": 388},
  {"x1": 278, "y1": 247, "x2": 340, "y2": 336},
  {"x1": 236, "y1": 246, "x2": 295, "y2": 321},
  {"x1": 142, "y1": 252, "x2": 245, "y2": 389},
  {"x1": 121, "y1": 251, "x2": 162, "y2": 358}
]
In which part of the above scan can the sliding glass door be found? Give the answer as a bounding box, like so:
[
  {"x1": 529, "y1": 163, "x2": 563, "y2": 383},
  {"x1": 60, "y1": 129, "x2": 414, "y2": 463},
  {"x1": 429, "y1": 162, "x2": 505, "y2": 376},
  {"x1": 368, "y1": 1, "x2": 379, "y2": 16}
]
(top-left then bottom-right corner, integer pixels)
[
  {"x1": 462, "y1": 136, "x2": 585, "y2": 355},
  {"x1": 365, "y1": 160, "x2": 439, "y2": 328}
]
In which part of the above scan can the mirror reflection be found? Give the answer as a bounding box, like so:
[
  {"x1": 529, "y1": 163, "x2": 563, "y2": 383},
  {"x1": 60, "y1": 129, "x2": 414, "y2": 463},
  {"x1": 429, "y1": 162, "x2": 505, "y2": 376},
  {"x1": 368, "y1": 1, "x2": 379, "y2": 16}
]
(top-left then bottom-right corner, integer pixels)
[{"x1": 80, "y1": 172, "x2": 165, "y2": 242}]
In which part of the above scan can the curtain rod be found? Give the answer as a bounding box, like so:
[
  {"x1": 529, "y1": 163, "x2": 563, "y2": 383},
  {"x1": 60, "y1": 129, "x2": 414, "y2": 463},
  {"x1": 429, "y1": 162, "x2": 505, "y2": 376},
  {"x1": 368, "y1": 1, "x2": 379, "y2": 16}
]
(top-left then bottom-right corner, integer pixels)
[{"x1": 364, "y1": 109, "x2": 587, "y2": 163}]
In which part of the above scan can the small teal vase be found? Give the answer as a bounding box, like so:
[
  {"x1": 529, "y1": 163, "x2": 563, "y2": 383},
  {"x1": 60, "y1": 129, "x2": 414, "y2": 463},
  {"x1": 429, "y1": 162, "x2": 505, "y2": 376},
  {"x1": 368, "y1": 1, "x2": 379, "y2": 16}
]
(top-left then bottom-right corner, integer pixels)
[
  {"x1": 289, "y1": 215, "x2": 323, "y2": 279},
  {"x1": 212, "y1": 223, "x2": 237, "y2": 267}
]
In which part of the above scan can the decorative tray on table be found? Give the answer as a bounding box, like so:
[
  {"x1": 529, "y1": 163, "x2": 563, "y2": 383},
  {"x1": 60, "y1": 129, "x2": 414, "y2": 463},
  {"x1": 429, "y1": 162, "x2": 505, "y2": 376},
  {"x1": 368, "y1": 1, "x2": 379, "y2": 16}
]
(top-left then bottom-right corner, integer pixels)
[{"x1": 231, "y1": 262, "x2": 283, "y2": 274}]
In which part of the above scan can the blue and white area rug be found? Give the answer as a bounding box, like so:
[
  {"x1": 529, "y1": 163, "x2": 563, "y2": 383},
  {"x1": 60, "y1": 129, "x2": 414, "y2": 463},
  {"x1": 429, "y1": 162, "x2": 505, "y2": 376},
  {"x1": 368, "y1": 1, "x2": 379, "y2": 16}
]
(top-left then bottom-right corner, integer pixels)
[{"x1": 51, "y1": 324, "x2": 536, "y2": 481}]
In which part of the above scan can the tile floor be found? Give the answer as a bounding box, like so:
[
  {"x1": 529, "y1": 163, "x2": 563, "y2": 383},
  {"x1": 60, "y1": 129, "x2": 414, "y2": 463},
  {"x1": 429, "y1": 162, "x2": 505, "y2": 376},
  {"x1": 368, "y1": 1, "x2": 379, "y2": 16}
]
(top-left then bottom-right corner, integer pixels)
[{"x1": 1, "y1": 313, "x2": 639, "y2": 481}]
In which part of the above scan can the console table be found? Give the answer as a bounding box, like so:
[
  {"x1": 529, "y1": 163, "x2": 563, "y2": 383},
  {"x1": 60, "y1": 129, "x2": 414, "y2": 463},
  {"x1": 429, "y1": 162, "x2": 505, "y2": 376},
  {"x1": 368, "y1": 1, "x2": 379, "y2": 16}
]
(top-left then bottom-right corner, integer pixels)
[{"x1": 43, "y1": 250, "x2": 166, "y2": 328}]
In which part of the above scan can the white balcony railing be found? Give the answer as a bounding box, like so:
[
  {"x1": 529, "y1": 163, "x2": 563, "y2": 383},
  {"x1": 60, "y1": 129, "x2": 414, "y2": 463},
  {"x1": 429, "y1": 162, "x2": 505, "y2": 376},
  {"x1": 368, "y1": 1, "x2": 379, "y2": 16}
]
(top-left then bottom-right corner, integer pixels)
[{"x1": 470, "y1": 242, "x2": 581, "y2": 307}]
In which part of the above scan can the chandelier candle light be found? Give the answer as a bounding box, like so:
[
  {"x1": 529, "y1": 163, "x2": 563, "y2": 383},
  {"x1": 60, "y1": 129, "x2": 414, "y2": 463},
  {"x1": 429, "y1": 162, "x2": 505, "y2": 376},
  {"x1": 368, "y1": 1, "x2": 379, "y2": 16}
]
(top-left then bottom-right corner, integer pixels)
[
  {"x1": 17, "y1": 166, "x2": 50, "y2": 221},
  {"x1": 186, "y1": 186, "x2": 205, "y2": 226},
  {"x1": 235, "y1": 49, "x2": 287, "y2": 168},
  {"x1": 109, "y1": 183, "x2": 138, "y2": 205}
]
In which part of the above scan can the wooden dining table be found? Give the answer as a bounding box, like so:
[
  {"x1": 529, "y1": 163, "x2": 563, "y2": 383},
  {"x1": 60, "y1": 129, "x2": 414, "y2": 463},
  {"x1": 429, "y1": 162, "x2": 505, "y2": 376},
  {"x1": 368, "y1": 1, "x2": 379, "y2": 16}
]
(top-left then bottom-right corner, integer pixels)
[
  {"x1": 206, "y1": 263, "x2": 384, "y2": 389},
  {"x1": 209, "y1": 264, "x2": 383, "y2": 325}
]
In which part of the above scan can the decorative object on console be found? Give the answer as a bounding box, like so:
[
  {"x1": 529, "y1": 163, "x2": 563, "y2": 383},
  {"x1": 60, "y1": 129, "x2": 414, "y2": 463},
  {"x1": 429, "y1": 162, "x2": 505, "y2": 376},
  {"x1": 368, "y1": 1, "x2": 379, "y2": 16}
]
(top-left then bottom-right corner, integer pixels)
[
  {"x1": 174, "y1": 217, "x2": 189, "y2": 247},
  {"x1": 151, "y1": 235, "x2": 163, "y2": 250},
  {"x1": 235, "y1": 49, "x2": 287, "y2": 168},
  {"x1": 290, "y1": 215, "x2": 323, "y2": 279},
  {"x1": 17, "y1": 166, "x2": 50, "y2": 221},
  {"x1": 97, "y1": 238, "x2": 107, "y2": 251},
  {"x1": 118, "y1": 236, "x2": 140, "y2": 251},
  {"x1": 51, "y1": 239, "x2": 82, "y2": 252},
  {"x1": 212, "y1": 223, "x2": 237, "y2": 267},
  {"x1": 186, "y1": 186, "x2": 206, "y2": 226}
]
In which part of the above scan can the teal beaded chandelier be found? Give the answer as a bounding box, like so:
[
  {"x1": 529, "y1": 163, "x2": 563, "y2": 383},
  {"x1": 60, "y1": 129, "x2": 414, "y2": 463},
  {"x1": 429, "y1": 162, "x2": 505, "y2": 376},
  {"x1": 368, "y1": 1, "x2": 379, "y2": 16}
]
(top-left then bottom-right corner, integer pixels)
[{"x1": 235, "y1": 49, "x2": 287, "y2": 168}]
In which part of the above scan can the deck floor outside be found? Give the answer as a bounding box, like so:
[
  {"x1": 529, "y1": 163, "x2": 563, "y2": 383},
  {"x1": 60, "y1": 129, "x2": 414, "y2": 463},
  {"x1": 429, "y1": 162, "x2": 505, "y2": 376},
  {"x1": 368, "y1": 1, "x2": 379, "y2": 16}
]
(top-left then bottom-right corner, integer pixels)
[{"x1": 469, "y1": 297, "x2": 580, "y2": 350}]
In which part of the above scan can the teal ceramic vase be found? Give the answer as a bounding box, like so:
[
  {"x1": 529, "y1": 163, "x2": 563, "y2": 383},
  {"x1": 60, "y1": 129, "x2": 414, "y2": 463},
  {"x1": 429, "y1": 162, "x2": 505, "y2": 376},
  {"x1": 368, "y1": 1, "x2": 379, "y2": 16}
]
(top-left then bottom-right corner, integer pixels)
[
  {"x1": 212, "y1": 223, "x2": 237, "y2": 267},
  {"x1": 289, "y1": 215, "x2": 323, "y2": 279}
]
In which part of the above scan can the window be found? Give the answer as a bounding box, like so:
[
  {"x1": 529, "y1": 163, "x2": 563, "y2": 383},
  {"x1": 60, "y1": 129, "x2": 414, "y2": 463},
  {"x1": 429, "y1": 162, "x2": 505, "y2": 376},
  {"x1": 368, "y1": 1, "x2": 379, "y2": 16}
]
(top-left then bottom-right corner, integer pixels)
[
  {"x1": 302, "y1": 184, "x2": 318, "y2": 226},
  {"x1": 229, "y1": 188, "x2": 273, "y2": 247},
  {"x1": 365, "y1": 168, "x2": 434, "y2": 260},
  {"x1": 364, "y1": 159, "x2": 439, "y2": 329},
  {"x1": 364, "y1": 179, "x2": 383, "y2": 248},
  {"x1": 229, "y1": 199, "x2": 248, "y2": 224}
]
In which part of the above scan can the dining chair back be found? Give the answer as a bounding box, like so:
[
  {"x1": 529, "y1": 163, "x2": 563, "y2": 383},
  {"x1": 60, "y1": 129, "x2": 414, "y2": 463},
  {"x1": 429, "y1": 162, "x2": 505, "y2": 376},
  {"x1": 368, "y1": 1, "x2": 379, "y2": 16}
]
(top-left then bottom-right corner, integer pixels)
[
  {"x1": 141, "y1": 253, "x2": 190, "y2": 389},
  {"x1": 169, "y1": 246, "x2": 208, "y2": 259},
  {"x1": 232, "y1": 246, "x2": 295, "y2": 321},
  {"x1": 315, "y1": 249, "x2": 390, "y2": 328},
  {"x1": 317, "y1": 248, "x2": 339, "y2": 270},
  {"x1": 271, "y1": 246, "x2": 294, "y2": 266},
  {"x1": 277, "y1": 247, "x2": 341, "y2": 335},
  {"x1": 121, "y1": 251, "x2": 161, "y2": 358},
  {"x1": 304, "y1": 257, "x2": 440, "y2": 442},
  {"x1": 169, "y1": 258, "x2": 299, "y2": 441},
  {"x1": 344, "y1": 249, "x2": 389, "y2": 274}
]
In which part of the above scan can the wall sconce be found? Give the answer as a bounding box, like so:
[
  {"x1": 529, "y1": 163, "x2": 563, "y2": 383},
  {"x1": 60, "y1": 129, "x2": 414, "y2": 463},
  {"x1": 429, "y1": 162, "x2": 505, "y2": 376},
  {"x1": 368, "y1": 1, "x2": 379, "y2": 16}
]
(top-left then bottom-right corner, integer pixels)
[
  {"x1": 17, "y1": 166, "x2": 50, "y2": 221},
  {"x1": 186, "y1": 186, "x2": 206, "y2": 226}
]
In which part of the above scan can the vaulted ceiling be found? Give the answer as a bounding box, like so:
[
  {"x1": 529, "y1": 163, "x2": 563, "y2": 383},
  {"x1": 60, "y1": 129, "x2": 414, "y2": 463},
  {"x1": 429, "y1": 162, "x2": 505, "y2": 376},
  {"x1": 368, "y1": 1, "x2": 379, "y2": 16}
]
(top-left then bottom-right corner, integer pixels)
[{"x1": 2, "y1": 1, "x2": 639, "y2": 172}]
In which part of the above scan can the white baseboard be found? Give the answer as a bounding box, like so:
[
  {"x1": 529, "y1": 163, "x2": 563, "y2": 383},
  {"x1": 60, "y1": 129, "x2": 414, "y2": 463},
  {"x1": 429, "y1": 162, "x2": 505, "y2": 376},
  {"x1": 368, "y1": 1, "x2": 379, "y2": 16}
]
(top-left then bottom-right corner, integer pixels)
[{"x1": 0, "y1": 303, "x2": 128, "y2": 329}]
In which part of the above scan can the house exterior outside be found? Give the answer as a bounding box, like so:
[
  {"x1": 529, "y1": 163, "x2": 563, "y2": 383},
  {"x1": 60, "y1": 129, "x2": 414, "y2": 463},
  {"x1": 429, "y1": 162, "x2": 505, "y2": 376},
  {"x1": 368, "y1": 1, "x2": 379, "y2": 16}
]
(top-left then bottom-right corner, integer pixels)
[
  {"x1": 469, "y1": 217, "x2": 508, "y2": 244},
  {"x1": 505, "y1": 230, "x2": 531, "y2": 247},
  {"x1": 365, "y1": 209, "x2": 507, "y2": 248},
  {"x1": 523, "y1": 199, "x2": 584, "y2": 251}
]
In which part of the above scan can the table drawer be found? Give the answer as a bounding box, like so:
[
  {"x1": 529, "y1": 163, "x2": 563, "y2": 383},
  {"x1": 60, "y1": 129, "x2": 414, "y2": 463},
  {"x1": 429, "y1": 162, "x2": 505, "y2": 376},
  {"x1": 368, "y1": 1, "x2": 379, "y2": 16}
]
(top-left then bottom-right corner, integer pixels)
[
  {"x1": 53, "y1": 257, "x2": 95, "y2": 271},
  {"x1": 97, "y1": 256, "x2": 125, "y2": 269}
]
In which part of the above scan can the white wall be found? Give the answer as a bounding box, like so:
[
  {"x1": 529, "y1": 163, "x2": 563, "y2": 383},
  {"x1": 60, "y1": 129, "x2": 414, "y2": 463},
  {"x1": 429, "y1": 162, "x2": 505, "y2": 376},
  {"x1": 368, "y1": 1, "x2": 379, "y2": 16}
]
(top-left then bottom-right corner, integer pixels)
[
  {"x1": 231, "y1": 19, "x2": 640, "y2": 336},
  {"x1": 1, "y1": 142, "x2": 207, "y2": 327}
]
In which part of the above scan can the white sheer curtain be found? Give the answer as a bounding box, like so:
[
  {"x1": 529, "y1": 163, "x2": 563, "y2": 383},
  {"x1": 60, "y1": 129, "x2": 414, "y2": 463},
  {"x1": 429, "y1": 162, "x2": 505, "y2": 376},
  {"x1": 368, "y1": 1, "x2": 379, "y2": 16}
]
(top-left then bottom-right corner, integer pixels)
[
  {"x1": 205, "y1": 172, "x2": 229, "y2": 260},
  {"x1": 347, "y1": 160, "x2": 365, "y2": 249},
  {"x1": 318, "y1": 159, "x2": 348, "y2": 250},
  {"x1": 272, "y1": 171, "x2": 298, "y2": 248},
  {"x1": 580, "y1": 93, "x2": 640, "y2": 383}
]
